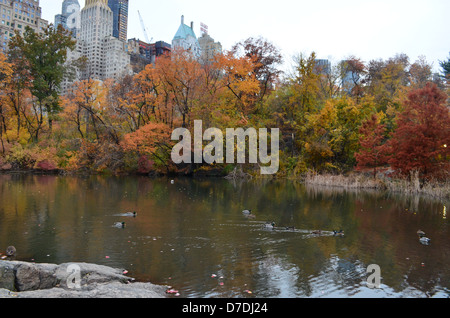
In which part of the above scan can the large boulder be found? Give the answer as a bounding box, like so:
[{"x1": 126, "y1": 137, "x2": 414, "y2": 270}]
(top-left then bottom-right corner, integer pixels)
[
  {"x1": 0, "y1": 262, "x2": 15, "y2": 291},
  {"x1": 54, "y1": 262, "x2": 133, "y2": 288},
  {"x1": 7, "y1": 282, "x2": 169, "y2": 298},
  {"x1": 0, "y1": 260, "x2": 167, "y2": 298}
]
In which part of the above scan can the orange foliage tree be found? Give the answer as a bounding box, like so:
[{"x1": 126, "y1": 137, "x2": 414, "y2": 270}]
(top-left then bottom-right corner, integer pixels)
[
  {"x1": 120, "y1": 122, "x2": 172, "y2": 173},
  {"x1": 0, "y1": 53, "x2": 13, "y2": 153},
  {"x1": 63, "y1": 79, "x2": 120, "y2": 144},
  {"x1": 355, "y1": 114, "x2": 388, "y2": 178},
  {"x1": 387, "y1": 83, "x2": 450, "y2": 180}
]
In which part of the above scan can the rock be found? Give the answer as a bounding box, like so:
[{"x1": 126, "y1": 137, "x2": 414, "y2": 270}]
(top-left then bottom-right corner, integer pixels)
[
  {"x1": 15, "y1": 263, "x2": 41, "y2": 291},
  {"x1": 54, "y1": 263, "x2": 133, "y2": 288},
  {"x1": 0, "y1": 260, "x2": 167, "y2": 298},
  {"x1": 0, "y1": 262, "x2": 15, "y2": 291},
  {"x1": 9, "y1": 282, "x2": 168, "y2": 298},
  {"x1": 36, "y1": 263, "x2": 59, "y2": 290}
]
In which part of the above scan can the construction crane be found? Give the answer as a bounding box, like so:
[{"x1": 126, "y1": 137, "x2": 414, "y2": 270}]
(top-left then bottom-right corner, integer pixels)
[{"x1": 138, "y1": 10, "x2": 153, "y2": 43}]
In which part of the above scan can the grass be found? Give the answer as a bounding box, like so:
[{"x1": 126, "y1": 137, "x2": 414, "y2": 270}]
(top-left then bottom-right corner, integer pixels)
[{"x1": 304, "y1": 170, "x2": 450, "y2": 200}]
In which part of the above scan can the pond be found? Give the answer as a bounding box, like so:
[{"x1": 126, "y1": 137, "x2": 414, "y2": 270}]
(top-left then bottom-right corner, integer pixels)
[{"x1": 0, "y1": 174, "x2": 448, "y2": 298}]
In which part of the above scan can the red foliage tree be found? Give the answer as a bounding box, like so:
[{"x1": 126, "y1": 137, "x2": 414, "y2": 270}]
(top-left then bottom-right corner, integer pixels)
[
  {"x1": 387, "y1": 83, "x2": 450, "y2": 180},
  {"x1": 355, "y1": 114, "x2": 388, "y2": 177}
]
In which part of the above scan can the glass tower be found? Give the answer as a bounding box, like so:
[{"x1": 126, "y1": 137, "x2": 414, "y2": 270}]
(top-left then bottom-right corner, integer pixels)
[
  {"x1": 107, "y1": 0, "x2": 129, "y2": 42},
  {"x1": 55, "y1": 0, "x2": 80, "y2": 37}
]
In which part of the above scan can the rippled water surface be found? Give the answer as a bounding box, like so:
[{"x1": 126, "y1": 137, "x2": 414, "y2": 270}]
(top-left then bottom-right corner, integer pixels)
[{"x1": 0, "y1": 174, "x2": 448, "y2": 298}]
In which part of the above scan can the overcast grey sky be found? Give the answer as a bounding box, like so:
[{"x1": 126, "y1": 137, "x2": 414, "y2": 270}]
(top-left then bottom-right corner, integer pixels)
[{"x1": 41, "y1": 0, "x2": 449, "y2": 73}]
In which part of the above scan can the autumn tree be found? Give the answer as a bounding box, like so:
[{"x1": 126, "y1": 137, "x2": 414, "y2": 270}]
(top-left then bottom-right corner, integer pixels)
[
  {"x1": 387, "y1": 83, "x2": 450, "y2": 180},
  {"x1": 121, "y1": 122, "x2": 172, "y2": 173},
  {"x1": 231, "y1": 37, "x2": 283, "y2": 103},
  {"x1": 303, "y1": 96, "x2": 375, "y2": 172},
  {"x1": 0, "y1": 53, "x2": 13, "y2": 153},
  {"x1": 409, "y1": 56, "x2": 432, "y2": 89},
  {"x1": 339, "y1": 56, "x2": 366, "y2": 100},
  {"x1": 217, "y1": 51, "x2": 260, "y2": 124},
  {"x1": 355, "y1": 114, "x2": 388, "y2": 178},
  {"x1": 8, "y1": 24, "x2": 76, "y2": 138},
  {"x1": 365, "y1": 54, "x2": 410, "y2": 112},
  {"x1": 155, "y1": 49, "x2": 203, "y2": 128},
  {"x1": 63, "y1": 79, "x2": 120, "y2": 144}
]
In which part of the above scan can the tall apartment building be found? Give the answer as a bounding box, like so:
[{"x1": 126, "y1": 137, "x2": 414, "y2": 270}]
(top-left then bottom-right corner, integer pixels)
[
  {"x1": 107, "y1": 0, "x2": 128, "y2": 42},
  {"x1": 62, "y1": 0, "x2": 131, "y2": 92},
  {"x1": 198, "y1": 33, "x2": 222, "y2": 63},
  {"x1": 172, "y1": 15, "x2": 201, "y2": 58},
  {"x1": 314, "y1": 59, "x2": 331, "y2": 75},
  {"x1": 0, "y1": 0, "x2": 48, "y2": 52},
  {"x1": 54, "y1": 0, "x2": 80, "y2": 38}
]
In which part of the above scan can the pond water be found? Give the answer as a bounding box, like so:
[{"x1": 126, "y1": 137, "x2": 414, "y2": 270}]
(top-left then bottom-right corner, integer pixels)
[{"x1": 0, "y1": 174, "x2": 448, "y2": 298}]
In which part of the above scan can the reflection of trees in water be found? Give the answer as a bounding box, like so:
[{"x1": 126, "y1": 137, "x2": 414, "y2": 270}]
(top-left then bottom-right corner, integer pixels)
[{"x1": 0, "y1": 175, "x2": 448, "y2": 297}]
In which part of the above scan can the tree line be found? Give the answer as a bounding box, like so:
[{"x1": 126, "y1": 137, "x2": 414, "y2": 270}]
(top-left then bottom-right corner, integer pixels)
[{"x1": 0, "y1": 25, "x2": 448, "y2": 181}]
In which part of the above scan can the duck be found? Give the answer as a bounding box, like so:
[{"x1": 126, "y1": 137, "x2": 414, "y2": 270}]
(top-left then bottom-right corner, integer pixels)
[
  {"x1": 123, "y1": 211, "x2": 137, "y2": 217},
  {"x1": 263, "y1": 222, "x2": 276, "y2": 230},
  {"x1": 419, "y1": 236, "x2": 431, "y2": 245},
  {"x1": 6, "y1": 246, "x2": 16, "y2": 257},
  {"x1": 113, "y1": 222, "x2": 126, "y2": 228},
  {"x1": 333, "y1": 230, "x2": 345, "y2": 236},
  {"x1": 417, "y1": 230, "x2": 426, "y2": 237},
  {"x1": 242, "y1": 210, "x2": 252, "y2": 215}
]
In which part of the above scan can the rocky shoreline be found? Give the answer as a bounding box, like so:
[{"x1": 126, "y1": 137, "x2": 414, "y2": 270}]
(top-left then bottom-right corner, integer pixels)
[{"x1": 0, "y1": 260, "x2": 168, "y2": 298}]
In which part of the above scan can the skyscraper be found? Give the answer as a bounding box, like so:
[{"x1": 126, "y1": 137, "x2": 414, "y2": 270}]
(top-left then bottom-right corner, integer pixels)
[
  {"x1": 198, "y1": 31, "x2": 222, "y2": 63},
  {"x1": 63, "y1": 0, "x2": 131, "y2": 88},
  {"x1": 107, "y1": 0, "x2": 129, "y2": 42},
  {"x1": 54, "y1": 0, "x2": 80, "y2": 37},
  {"x1": 0, "y1": 0, "x2": 48, "y2": 52}
]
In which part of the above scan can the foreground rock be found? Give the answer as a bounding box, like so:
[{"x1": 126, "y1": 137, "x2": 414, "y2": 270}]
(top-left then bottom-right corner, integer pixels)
[{"x1": 0, "y1": 260, "x2": 167, "y2": 298}]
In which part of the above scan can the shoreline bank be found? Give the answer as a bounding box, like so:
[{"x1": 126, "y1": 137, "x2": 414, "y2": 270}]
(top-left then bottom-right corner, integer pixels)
[
  {"x1": 304, "y1": 172, "x2": 450, "y2": 201},
  {"x1": 0, "y1": 168, "x2": 448, "y2": 201}
]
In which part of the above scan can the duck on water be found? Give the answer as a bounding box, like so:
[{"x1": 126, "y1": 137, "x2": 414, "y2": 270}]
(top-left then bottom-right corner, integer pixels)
[
  {"x1": 417, "y1": 230, "x2": 431, "y2": 245},
  {"x1": 113, "y1": 222, "x2": 126, "y2": 228},
  {"x1": 1, "y1": 246, "x2": 16, "y2": 259}
]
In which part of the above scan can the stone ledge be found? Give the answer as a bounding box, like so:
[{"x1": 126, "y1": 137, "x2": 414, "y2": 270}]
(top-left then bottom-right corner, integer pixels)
[{"x1": 0, "y1": 260, "x2": 168, "y2": 298}]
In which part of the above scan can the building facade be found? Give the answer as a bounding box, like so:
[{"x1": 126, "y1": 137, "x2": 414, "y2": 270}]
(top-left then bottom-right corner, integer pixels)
[
  {"x1": 0, "y1": 0, "x2": 48, "y2": 52},
  {"x1": 314, "y1": 59, "x2": 331, "y2": 75},
  {"x1": 172, "y1": 15, "x2": 201, "y2": 58},
  {"x1": 54, "y1": 0, "x2": 80, "y2": 38},
  {"x1": 198, "y1": 33, "x2": 222, "y2": 63},
  {"x1": 62, "y1": 0, "x2": 131, "y2": 92},
  {"x1": 152, "y1": 41, "x2": 171, "y2": 58},
  {"x1": 107, "y1": 0, "x2": 128, "y2": 42},
  {"x1": 128, "y1": 38, "x2": 171, "y2": 72}
]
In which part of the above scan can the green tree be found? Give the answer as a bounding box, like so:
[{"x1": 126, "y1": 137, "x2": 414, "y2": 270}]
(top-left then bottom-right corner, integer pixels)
[
  {"x1": 440, "y1": 53, "x2": 450, "y2": 78},
  {"x1": 8, "y1": 24, "x2": 76, "y2": 140}
]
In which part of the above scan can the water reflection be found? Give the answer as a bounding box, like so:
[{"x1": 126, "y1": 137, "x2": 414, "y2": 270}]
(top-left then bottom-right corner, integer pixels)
[{"x1": 0, "y1": 174, "x2": 448, "y2": 298}]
